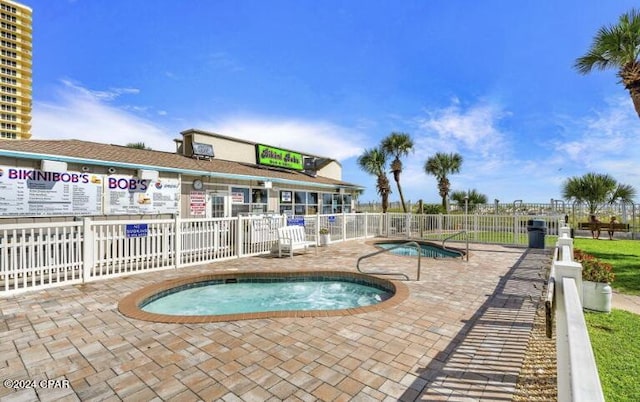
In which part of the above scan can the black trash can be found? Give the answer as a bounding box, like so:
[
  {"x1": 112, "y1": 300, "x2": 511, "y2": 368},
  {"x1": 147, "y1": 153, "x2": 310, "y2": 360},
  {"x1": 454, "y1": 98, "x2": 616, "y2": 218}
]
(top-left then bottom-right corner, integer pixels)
[{"x1": 527, "y1": 219, "x2": 547, "y2": 249}]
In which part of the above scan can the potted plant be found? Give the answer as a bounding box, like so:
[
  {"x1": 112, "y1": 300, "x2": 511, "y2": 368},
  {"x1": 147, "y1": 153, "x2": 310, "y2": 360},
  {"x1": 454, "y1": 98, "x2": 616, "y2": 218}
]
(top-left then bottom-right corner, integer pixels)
[
  {"x1": 318, "y1": 227, "x2": 330, "y2": 247},
  {"x1": 574, "y1": 248, "x2": 614, "y2": 312}
]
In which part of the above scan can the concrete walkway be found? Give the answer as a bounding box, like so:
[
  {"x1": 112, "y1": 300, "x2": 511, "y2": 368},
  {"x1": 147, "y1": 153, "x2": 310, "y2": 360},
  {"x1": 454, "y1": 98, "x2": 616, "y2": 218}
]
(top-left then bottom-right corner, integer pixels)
[
  {"x1": 613, "y1": 292, "x2": 640, "y2": 315},
  {"x1": 1, "y1": 241, "x2": 549, "y2": 401}
]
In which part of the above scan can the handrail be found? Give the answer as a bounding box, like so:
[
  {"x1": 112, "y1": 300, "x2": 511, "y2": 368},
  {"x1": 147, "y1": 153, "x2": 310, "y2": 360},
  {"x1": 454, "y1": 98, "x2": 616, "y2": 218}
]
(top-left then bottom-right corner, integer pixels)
[
  {"x1": 442, "y1": 230, "x2": 469, "y2": 261},
  {"x1": 356, "y1": 241, "x2": 421, "y2": 280}
]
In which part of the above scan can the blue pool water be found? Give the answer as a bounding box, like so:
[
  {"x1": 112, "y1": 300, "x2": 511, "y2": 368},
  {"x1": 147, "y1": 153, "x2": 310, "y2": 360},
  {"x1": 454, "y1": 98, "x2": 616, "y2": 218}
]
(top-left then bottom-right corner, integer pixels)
[
  {"x1": 141, "y1": 278, "x2": 393, "y2": 316},
  {"x1": 376, "y1": 241, "x2": 463, "y2": 258}
]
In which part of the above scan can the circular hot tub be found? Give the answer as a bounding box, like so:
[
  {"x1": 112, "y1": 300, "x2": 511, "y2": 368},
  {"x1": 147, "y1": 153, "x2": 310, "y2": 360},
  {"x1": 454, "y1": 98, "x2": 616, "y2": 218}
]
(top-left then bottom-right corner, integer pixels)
[{"x1": 119, "y1": 271, "x2": 408, "y2": 323}]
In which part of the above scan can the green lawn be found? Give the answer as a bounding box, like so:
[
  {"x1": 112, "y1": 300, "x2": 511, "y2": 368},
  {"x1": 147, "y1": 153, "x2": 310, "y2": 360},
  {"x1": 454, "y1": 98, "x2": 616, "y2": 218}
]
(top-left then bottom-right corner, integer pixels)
[
  {"x1": 574, "y1": 238, "x2": 640, "y2": 400},
  {"x1": 585, "y1": 310, "x2": 640, "y2": 401},
  {"x1": 573, "y1": 238, "x2": 640, "y2": 295}
]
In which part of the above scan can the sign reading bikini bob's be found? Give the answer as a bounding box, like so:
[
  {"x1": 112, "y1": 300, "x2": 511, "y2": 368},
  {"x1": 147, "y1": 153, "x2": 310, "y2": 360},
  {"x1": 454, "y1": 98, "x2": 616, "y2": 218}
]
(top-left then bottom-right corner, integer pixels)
[{"x1": 255, "y1": 144, "x2": 304, "y2": 171}]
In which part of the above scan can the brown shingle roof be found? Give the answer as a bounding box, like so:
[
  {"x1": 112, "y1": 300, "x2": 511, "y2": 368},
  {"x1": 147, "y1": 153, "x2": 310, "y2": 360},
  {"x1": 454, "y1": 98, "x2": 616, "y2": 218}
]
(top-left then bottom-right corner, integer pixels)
[{"x1": 0, "y1": 139, "x2": 362, "y2": 189}]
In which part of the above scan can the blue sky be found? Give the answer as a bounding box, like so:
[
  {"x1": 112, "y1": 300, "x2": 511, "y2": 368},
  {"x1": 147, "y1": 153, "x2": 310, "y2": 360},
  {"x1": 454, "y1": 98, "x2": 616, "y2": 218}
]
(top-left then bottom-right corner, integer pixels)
[{"x1": 24, "y1": 0, "x2": 640, "y2": 204}]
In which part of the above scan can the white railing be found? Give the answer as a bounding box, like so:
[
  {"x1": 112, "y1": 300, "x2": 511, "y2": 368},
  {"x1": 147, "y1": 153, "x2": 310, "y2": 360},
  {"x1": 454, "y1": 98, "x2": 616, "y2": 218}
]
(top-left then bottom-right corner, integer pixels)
[
  {"x1": 551, "y1": 225, "x2": 605, "y2": 402},
  {"x1": 384, "y1": 213, "x2": 562, "y2": 245},
  {"x1": 0, "y1": 222, "x2": 84, "y2": 292},
  {"x1": 1, "y1": 212, "x2": 563, "y2": 295},
  {"x1": 180, "y1": 217, "x2": 238, "y2": 267},
  {"x1": 0, "y1": 213, "x2": 385, "y2": 295},
  {"x1": 89, "y1": 219, "x2": 175, "y2": 279}
]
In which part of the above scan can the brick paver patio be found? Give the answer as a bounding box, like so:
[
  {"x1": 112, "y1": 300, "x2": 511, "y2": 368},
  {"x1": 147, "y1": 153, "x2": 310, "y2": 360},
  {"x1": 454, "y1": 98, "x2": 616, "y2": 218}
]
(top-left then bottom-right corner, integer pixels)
[{"x1": 1, "y1": 239, "x2": 550, "y2": 401}]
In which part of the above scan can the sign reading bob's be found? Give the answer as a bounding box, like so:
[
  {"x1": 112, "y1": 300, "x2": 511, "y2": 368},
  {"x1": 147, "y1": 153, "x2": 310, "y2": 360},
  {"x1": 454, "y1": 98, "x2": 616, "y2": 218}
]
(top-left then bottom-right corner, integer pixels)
[{"x1": 255, "y1": 144, "x2": 303, "y2": 171}]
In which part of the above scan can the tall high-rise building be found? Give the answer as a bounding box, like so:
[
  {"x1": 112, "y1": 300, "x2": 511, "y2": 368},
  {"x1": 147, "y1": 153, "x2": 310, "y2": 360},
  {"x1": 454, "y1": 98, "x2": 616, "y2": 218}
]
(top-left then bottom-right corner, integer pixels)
[{"x1": 0, "y1": 0, "x2": 30, "y2": 140}]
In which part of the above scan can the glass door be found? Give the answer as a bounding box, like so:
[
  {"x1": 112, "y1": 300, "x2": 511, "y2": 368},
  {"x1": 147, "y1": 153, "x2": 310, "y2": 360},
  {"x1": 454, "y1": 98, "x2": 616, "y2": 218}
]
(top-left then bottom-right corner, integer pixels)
[{"x1": 210, "y1": 192, "x2": 230, "y2": 217}]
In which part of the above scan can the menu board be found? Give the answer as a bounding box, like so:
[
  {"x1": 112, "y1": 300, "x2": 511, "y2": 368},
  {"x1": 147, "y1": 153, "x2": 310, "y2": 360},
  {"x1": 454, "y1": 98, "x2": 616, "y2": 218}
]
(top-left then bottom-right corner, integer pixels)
[
  {"x1": 103, "y1": 175, "x2": 180, "y2": 215},
  {"x1": 0, "y1": 167, "x2": 180, "y2": 217},
  {"x1": 0, "y1": 166, "x2": 102, "y2": 216}
]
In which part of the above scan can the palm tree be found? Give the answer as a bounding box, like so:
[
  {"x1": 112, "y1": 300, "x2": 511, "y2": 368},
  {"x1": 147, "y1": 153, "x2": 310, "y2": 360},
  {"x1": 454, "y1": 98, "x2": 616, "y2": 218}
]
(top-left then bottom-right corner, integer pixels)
[
  {"x1": 125, "y1": 142, "x2": 152, "y2": 150},
  {"x1": 357, "y1": 147, "x2": 392, "y2": 213},
  {"x1": 381, "y1": 132, "x2": 414, "y2": 213},
  {"x1": 575, "y1": 8, "x2": 640, "y2": 118},
  {"x1": 562, "y1": 172, "x2": 636, "y2": 214},
  {"x1": 451, "y1": 189, "x2": 488, "y2": 212},
  {"x1": 424, "y1": 152, "x2": 463, "y2": 212}
]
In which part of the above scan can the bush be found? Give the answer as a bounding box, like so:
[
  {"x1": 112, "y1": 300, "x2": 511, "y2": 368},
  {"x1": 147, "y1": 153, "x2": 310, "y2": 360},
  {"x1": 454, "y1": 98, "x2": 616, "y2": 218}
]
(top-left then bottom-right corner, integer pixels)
[
  {"x1": 417, "y1": 204, "x2": 445, "y2": 214},
  {"x1": 574, "y1": 248, "x2": 615, "y2": 283}
]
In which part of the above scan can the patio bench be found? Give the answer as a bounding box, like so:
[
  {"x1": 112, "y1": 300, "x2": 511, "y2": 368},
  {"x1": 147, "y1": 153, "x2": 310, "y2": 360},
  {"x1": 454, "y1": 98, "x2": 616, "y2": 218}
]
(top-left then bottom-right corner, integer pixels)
[
  {"x1": 577, "y1": 222, "x2": 631, "y2": 232},
  {"x1": 277, "y1": 226, "x2": 316, "y2": 257}
]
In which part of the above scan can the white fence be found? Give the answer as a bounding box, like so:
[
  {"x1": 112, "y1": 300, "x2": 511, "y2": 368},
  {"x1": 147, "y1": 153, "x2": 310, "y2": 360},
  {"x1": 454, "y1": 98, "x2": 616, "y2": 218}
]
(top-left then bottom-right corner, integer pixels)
[
  {"x1": 0, "y1": 213, "x2": 387, "y2": 295},
  {"x1": 0, "y1": 212, "x2": 563, "y2": 295},
  {"x1": 551, "y1": 226, "x2": 605, "y2": 402},
  {"x1": 384, "y1": 213, "x2": 562, "y2": 245}
]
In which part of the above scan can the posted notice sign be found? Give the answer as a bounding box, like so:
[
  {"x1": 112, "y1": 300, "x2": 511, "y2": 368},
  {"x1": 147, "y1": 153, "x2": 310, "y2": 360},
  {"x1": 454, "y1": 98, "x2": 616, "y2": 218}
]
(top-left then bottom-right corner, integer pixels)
[
  {"x1": 125, "y1": 224, "x2": 148, "y2": 238},
  {"x1": 189, "y1": 191, "x2": 206, "y2": 216}
]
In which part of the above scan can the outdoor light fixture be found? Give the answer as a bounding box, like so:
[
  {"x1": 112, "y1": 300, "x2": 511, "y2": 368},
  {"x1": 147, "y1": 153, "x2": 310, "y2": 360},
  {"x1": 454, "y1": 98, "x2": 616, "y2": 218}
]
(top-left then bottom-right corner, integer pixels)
[
  {"x1": 40, "y1": 160, "x2": 68, "y2": 173},
  {"x1": 137, "y1": 169, "x2": 159, "y2": 181}
]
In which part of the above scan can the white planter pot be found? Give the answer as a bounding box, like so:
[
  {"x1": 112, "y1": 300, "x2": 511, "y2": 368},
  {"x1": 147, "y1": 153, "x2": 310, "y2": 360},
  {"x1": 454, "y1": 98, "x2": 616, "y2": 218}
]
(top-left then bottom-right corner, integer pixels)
[
  {"x1": 582, "y1": 280, "x2": 612, "y2": 313},
  {"x1": 319, "y1": 234, "x2": 330, "y2": 247}
]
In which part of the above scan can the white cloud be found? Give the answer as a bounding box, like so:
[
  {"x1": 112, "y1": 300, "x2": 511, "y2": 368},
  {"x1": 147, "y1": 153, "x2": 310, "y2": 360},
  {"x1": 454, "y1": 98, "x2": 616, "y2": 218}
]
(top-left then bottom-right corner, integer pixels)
[
  {"x1": 388, "y1": 99, "x2": 514, "y2": 202},
  {"x1": 553, "y1": 96, "x2": 640, "y2": 188},
  {"x1": 32, "y1": 81, "x2": 366, "y2": 162},
  {"x1": 195, "y1": 116, "x2": 366, "y2": 161},
  {"x1": 416, "y1": 102, "x2": 510, "y2": 158},
  {"x1": 60, "y1": 79, "x2": 140, "y2": 101},
  {"x1": 33, "y1": 81, "x2": 175, "y2": 151}
]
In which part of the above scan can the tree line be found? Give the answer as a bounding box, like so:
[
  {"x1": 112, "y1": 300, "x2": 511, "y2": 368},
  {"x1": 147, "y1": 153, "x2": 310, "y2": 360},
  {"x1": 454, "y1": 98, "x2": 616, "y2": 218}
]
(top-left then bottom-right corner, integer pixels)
[{"x1": 357, "y1": 132, "x2": 477, "y2": 213}]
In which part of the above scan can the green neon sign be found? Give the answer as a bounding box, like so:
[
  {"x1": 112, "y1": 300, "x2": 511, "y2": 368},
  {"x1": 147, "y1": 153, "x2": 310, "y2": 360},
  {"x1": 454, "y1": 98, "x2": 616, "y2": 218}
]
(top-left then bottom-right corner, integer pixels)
[{"x1": 256, "y1": 144, "x2": 304, "y2": 171}]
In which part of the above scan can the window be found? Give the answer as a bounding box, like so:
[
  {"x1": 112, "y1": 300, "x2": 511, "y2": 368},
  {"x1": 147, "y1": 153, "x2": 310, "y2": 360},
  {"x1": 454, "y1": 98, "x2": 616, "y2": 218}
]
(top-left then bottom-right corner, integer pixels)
[
  {"x1": 278, "y1": 190, "x2": 319, "y2": 215},
  {"x1": 294, "y1": 191, "x2": 318, "y2": 215},
  {"x1": 342, "y1": 194, "x2": 352, "y2": 213},
  {"x1": 1, "y1": 5, "x2": 17, "y2": 13},
  {"x1": 0, "y1": 22, "x2": 16, "y2": 31},
  {"x1": 279, "y1": 191, "x2": 293, "y2": 215},
  {"x1": 231, "y1": 186, "x2": 270, "y2": 216},
  {"x1": 251, "y1": 188, "x2": 267, "y2": 213},
  {"x1": 1, "y1": 67, "x2": 16, "y2": 76},
  {"x1": 1, "y1": 40, "x2": 16, "y2": 49},
  {"x1": 1, "y1": 13, "x2": 17, "y2": 22},
  {"x1": 320, "y1": 192, "x2": 352, "y2": 214},
  {"x1": 0, "y1": 59, "x2": 16, "y2": 67},
  {"x1": 0, "y1": 131, "x2": 16, "y2": 138},
  {"x1": 231, "y1": 187, "x2": 250, "y2": 217},
  {"x1": 0, "y1": 32, "x2": 17, "y2": 41}
]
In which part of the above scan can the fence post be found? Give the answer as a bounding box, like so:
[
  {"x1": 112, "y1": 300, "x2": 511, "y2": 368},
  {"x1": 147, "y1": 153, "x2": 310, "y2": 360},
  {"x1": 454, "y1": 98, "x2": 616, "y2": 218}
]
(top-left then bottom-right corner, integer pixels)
[
  {"x1": 82, "y1": 217, "x2": 93, "y2": 283},
  {"x1": 340, "y1": 213, "x2": 345, "y2": 241},
  {"x1": 557, "y1": 235, "x2": 573, "y2": 258},
  {"x1": 364, "y1": 212, "x2": 368, "y2": 238},
  {"x1": 174, "y1": 215, "x2": 181, "y2": 269},
  {"x1": 554, "y1": 233, "x2": 583, "y2": 305},
  {"x1": 237, "y1": 217, "x2": 244, "y2": 258}
]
